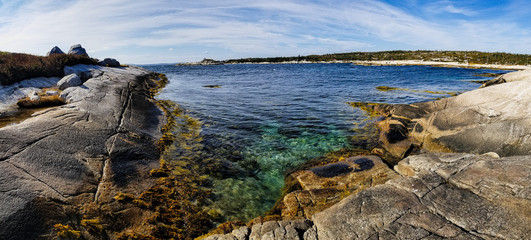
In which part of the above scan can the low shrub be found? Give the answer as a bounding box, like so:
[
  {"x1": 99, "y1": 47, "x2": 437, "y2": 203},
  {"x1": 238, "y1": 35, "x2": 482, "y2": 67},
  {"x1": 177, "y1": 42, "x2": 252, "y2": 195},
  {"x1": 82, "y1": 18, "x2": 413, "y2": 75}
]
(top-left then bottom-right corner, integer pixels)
[{"x1": 0, "y1": 52, "x2": 97, "y2": 85}]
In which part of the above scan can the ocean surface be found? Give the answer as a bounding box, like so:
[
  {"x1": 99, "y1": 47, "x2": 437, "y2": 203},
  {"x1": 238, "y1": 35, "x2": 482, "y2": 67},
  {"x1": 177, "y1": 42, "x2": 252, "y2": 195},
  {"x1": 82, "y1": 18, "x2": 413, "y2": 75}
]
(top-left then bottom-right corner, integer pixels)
[{"x1": 142, "y1": 63, "x2": 509, "y2": 221}]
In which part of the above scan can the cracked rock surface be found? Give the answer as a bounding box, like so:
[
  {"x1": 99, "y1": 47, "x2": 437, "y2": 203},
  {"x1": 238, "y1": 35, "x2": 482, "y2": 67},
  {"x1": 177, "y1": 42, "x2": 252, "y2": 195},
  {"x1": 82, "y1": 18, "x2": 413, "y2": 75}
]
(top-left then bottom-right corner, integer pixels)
[
  {"x1": 0, "y1": 65, "x2": 164, "y2": 239},
  {"x1": 207, "y1": 153, "x2": 531, "y2": 240}
]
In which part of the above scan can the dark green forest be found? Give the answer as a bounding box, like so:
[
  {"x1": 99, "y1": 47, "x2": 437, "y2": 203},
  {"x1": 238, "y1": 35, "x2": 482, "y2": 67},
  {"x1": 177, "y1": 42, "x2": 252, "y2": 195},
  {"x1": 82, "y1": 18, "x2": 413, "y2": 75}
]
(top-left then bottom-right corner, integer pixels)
[{"x1": 222, "y1": 50, "x2": 531, "y2": 65}]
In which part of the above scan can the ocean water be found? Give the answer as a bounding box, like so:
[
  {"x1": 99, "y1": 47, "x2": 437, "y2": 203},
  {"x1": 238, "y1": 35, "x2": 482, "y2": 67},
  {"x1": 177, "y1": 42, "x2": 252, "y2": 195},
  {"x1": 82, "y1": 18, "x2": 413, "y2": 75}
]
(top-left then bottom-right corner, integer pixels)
[{"x1": 142, "y1": 63, "x2": 509, "y2": 221}]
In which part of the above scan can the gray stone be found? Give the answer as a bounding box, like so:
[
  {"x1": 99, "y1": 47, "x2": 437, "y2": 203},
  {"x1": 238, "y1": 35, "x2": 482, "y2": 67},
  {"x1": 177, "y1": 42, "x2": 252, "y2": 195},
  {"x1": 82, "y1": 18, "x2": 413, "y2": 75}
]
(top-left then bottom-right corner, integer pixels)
[
  {"x1": 57, "y1": 73, "x2": 81, "y2": 90},
  {"x1": 311, "y1": 153, "x2": 531, "y2": 240},
  {"x1": 371, "y1": 69, "x2": 531, "y2": 158},
  {"x1": 67, "y1": 44, "x2": 88, "y2": 56},
  {"x1": 0, "y1": 65, "x2": 164, "y2": 239},
  {"x1": 45, "y1": 90, "x2": 59, "y2": 96},
  {"x1": 98, "y1": 58, "x2": 121, "y2": 67},
  {"x1": 46, "y1": 46, "x2": 65, "y2": 56},
  {"x1": 64, "y1": 64, "x2": 104, "y2": 81}
]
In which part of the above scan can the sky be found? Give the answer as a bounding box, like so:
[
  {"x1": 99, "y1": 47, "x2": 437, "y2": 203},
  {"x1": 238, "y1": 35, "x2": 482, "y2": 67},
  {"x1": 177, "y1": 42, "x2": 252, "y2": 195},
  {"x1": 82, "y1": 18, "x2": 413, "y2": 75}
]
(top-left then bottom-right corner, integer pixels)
[{"x1": 0, "y1": 0, "x2": 529, "y2": 64}]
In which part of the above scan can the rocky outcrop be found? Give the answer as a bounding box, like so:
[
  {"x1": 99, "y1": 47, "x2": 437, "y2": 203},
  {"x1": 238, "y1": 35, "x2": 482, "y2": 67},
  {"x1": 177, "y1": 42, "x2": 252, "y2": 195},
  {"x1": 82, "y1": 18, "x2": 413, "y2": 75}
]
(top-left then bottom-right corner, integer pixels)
[
  {"x1": 46, "y1": 46, "x2": 65, "y2": 56},
  {"x1": 312, "y1": 152, "x2": 531, "y2": 239},
  {"x1": 0, "y1": 65, "x2": 165, "y2": 239},
  {"x1": 481, "y1": 68, "x2": 531, "y2": 87},
  {"x1": 368, "y1": 68, "x2": 531, "y2": 158},
  {"x1": 68, "y1": 44, "x2": 88, "y2": 56},
  {"x1": 207, "y1": 153, "x2": 531, "y2": 239}
]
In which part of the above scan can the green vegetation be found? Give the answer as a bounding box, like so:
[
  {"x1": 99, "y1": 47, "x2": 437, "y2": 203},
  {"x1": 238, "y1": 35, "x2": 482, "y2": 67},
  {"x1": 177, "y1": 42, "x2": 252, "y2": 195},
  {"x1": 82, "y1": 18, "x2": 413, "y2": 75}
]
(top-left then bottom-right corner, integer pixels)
[
  {"x1": 375, "y1": 85, "x2": 459, "y2": 96},
  {"x1": 222, "y1": 50, "x2": 531, "y2": 65},
  {"x1": 0, "y1": 52, "x2": 97, "y2": 85}
]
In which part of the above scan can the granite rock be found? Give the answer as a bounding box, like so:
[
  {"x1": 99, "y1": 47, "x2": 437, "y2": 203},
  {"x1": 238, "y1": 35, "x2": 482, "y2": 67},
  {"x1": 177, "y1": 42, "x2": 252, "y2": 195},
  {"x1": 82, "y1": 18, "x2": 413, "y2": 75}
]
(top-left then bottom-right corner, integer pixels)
[
  {"x1": 312, "y1": 153, "x2": 531, "y2": 239},
  {"x1": 46, "y1": 46, "x2": 65, "y2": 56},
  {"x1": 371, "y1": 69, "x2": 531, "y2": 158},
  {"x1": 67, "y1": 44, "x2": 88, "y2": 56},
  {"x1": 0, "y1": 65, "x2": 164, "y2": 239},
  {"x1": 98, "y1": 58, "x2": 121, "y2": 67},
  {"x1": 57, "y1": 73, "x2": 81, "y2": 90}
]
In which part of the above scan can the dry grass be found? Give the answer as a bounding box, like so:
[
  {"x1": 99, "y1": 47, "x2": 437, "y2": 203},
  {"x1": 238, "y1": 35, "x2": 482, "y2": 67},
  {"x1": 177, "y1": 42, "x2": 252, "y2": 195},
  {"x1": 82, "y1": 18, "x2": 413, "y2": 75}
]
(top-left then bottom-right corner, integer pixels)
[{"x1": 0, "y1": 52, "x2": 97, "y2": 85}]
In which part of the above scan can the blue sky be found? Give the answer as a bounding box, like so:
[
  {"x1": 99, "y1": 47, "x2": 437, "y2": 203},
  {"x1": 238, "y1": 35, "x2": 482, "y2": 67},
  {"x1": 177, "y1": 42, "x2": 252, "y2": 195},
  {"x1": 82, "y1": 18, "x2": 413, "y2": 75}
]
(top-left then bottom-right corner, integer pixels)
[{"x1": 0, "y1": 0, "x2": 529, "y2": 64}]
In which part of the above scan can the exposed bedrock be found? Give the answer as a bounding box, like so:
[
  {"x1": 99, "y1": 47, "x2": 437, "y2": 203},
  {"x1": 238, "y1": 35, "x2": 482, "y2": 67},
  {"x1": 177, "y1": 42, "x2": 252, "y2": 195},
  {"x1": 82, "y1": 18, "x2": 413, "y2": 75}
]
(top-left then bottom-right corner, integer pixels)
[
  {"x1": 369, "y1": 68, "x2": 531, "y2": 158},
  {"x1": 0, "y1": 65, "x2": 164, "y2": 239},
  {"x1": 207, "y1": 153, "x2": 531, "y2": 240}
]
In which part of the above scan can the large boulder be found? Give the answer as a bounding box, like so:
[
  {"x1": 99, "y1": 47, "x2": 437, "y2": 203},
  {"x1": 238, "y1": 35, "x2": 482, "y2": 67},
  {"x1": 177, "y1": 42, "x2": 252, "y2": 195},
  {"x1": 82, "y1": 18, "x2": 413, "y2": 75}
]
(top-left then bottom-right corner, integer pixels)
[
  {"x1": 67, "y1": 44, "x2": 88, "y2": 56},
  {"x1": 46, "y1": 46, "x2": 65, "y2": 56},
  {"x1": 64, "y1": 64, "x2": 103, "y2": 81},
  {"x1": 98, "y1": 58, "x2": 121, "y2": 67},
  {"x1": 57, "y1": 73, "x2": 82, "y2": 90}
]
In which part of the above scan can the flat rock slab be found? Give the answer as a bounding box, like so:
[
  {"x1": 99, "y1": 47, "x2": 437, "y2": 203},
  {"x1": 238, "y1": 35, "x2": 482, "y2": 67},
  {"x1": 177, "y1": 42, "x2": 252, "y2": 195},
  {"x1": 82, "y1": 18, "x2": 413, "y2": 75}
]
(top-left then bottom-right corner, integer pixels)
[{"x1": 0, "y1": 65, "x2": 164, "y2": 239}]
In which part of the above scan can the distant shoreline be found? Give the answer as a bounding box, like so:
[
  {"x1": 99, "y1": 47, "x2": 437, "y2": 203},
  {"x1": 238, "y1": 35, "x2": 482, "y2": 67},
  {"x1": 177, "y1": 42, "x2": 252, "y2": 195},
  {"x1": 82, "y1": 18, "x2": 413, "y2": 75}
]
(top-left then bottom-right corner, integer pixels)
[
  {"x1": 177, "y1": 59, "x2": 529, "y2": 70},
  {"x1": 351, "y1": 60, "x2": 530, "y2": 70}
]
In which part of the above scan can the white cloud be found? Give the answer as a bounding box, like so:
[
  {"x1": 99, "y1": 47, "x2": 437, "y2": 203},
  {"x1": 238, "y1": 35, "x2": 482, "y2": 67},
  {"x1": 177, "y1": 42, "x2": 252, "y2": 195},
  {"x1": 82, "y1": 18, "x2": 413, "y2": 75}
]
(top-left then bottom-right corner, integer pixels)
[{"x1": 0, "y1": 0, "x2": 528, "y2": 63}]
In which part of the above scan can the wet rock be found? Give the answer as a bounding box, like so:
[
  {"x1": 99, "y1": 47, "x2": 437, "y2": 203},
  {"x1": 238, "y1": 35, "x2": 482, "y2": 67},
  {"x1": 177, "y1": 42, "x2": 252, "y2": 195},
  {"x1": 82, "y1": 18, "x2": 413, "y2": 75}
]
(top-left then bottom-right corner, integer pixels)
[
  {"x1": 57, "y1": 73, "x2": 81, "y2": 90},
  {"x1": 67, "y1": 44, "x2": 88, "y2": 56},
  {"x1": 46, "y1": 46, "x2": 65, "y2": 56},
  {"x1": 0, "y1": 65, "x2": 164, "y2": 239},
  {"x1": 281, "y1": 156, "x2": 399, "y2": 218}
]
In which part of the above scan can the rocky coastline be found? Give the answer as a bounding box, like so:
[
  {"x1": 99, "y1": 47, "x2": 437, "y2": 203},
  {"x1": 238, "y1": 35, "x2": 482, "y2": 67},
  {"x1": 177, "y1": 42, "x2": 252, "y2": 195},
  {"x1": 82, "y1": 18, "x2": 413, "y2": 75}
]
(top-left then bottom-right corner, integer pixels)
[
  {"x1": 1, "y1": 47, "x2": 530, "y2": 239},
  {"x1": 204, "y1": 67, "x2": 531, "y2": 239},
  {"x1": 0, "y1": 46, "x2": 167, "y2": 239}
]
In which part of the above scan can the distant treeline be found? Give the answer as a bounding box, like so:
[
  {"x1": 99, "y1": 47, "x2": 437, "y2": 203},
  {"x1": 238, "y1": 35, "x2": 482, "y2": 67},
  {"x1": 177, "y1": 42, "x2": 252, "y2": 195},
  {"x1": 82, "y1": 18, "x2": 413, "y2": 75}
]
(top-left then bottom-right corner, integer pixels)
[
  {"x1": 0, "y1": 52, "x2": 96, "y2": 85},
  {"x1": 223, "y1": 50, "x2": 531, "y2": 65}
]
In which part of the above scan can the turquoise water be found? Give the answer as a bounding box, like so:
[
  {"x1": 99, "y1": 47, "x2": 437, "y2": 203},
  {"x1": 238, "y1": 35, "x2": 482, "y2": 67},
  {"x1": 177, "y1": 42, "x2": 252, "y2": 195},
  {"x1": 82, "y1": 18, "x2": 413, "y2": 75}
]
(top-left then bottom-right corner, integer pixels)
[{"x1": 142, "y1": 63, "x2": 509, "y2": 221}]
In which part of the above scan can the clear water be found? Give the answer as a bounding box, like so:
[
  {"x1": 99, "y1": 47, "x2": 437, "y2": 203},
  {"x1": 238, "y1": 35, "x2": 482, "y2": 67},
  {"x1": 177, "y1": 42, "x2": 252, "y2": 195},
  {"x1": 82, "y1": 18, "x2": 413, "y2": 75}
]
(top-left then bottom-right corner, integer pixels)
[{"x1": 142, "y1": 63, "x2": 509, "y2": 221}]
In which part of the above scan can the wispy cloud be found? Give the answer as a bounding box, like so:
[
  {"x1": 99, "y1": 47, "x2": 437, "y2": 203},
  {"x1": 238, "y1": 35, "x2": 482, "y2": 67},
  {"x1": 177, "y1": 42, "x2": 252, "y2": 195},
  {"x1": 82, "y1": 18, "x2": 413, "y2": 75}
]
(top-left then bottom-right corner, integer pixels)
[{"x1": 0, "y1": 0, "x2": 528, "y2": 63}]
